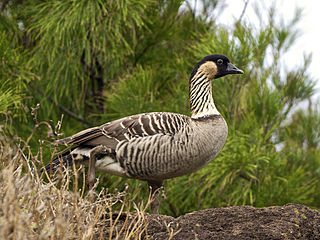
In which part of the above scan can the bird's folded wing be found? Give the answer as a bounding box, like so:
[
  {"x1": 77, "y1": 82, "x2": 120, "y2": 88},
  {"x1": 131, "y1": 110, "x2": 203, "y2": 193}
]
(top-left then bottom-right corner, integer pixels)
[{"x1": 52, "y1": 112, "x2": 188, "y2": 149}]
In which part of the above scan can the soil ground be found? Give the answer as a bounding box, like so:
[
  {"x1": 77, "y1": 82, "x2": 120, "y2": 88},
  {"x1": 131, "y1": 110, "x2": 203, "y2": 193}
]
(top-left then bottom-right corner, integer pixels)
[{"x1": 144, "y1": 204, "x2": 320, "y2": 239}]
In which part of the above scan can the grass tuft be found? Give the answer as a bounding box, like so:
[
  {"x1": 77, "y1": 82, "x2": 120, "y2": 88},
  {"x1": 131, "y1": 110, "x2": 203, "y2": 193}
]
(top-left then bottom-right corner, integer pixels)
[{"x1": 0, "y1": 129, "x2": 150, "y2": 240}]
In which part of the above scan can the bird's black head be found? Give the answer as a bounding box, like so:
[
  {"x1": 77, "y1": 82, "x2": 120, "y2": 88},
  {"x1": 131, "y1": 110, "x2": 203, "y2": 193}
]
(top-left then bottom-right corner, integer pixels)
[{"x1": 190, "y1": 54, "x2": 243, "y2": 80}]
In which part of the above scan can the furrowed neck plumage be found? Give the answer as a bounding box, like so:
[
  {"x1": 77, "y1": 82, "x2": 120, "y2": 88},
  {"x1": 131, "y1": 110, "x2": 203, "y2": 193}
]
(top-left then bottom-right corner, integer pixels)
[{"x1": 189, "y1": 61, "x2": 220, "y2": 119}]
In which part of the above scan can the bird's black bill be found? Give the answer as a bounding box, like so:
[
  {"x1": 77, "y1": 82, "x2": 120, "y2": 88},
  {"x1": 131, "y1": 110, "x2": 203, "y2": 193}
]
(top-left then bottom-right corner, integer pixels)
[{"x1": 226, "y1": 62, "x2": 244, "y2": 75}]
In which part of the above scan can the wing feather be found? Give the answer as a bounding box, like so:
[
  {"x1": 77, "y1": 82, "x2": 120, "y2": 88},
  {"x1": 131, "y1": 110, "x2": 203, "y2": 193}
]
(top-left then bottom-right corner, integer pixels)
[{"x1": 53, "y1": 112, "x2": 188, "y2": 150}]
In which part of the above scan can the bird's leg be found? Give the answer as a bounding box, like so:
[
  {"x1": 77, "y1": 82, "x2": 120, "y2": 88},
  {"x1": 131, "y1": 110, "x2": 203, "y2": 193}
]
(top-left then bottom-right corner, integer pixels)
[
  {"x1": 148, "y1": 180, "x2": 163, "y2": 214},
  {"x1": 88, "y1": 145, "x2": 108, "y2": 191}
]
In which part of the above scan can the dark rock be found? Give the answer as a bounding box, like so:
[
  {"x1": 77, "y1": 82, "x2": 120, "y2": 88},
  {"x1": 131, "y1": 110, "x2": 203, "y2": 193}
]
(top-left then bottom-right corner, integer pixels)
[{"x1": 145, "y1": 204, "x2": 320, "y2": 240}]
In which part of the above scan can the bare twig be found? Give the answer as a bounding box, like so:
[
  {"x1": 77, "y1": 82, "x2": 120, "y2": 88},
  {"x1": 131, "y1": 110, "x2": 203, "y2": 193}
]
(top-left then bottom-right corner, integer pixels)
[
  {"x1": 47, "y1": 96, "x2": 91, "y2": 126},
  {"x1": 237, "y1": 0, "x2": 250, "y2": 23},
  {"x1": 31, "y1": 85, "x2": 92, "y2": 126}
]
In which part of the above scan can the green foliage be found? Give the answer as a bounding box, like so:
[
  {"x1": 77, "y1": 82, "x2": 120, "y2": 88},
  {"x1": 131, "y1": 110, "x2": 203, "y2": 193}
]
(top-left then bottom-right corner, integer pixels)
[
  {"x1": 24, "y1": 0, "x2": 152, "y2": 119},
  {"x1": 1, "y1": 0, "x2": 319, "y2": 217},
  {"x1": 105, "y1": 66, "x2": 163, "y2": 119},
  {"x1": 0, "y1": 30, "x2": 35, "y2": 119}
]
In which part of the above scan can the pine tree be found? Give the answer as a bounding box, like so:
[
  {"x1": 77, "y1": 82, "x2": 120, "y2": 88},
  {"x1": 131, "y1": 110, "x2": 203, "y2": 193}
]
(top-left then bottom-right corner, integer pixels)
[{"x1": 1, "y1": 0, "x2": 319, "y2": 216}]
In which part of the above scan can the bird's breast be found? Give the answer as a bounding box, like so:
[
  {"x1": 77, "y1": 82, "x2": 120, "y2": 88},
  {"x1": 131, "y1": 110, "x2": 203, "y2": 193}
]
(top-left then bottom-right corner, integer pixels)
[{"x1": 184, "y1": 115, "x2": 228, "y2": 171}]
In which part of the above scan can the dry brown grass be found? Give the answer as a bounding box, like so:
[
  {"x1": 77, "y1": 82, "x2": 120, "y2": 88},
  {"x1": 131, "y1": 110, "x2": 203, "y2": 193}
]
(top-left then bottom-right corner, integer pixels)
[{"x1": 0, "y1": 129, "x2": 151, "y2": 240}]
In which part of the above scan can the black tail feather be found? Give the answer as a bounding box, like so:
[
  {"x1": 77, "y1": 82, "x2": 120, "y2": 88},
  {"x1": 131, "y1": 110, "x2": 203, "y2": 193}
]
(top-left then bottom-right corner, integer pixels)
[{"x1": 41, "y1": 154, "x2": 89, "y2": 174}]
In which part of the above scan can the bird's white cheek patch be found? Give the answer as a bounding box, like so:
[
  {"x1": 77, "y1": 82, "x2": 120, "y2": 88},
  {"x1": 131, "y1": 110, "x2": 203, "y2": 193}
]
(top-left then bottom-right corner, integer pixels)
[{"x1": 198, "y1": 61, "x2": 218, "y2": 79}]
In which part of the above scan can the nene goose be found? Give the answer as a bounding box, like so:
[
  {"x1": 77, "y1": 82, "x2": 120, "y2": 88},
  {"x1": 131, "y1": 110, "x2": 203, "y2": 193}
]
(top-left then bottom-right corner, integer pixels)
[{"x1": 44, "y1": 54, "x2": 243, "y2": 214}]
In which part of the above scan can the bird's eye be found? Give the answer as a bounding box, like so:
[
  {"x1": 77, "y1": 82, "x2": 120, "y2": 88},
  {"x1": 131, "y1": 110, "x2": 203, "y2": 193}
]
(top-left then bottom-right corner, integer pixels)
[{"x1": 217, "y1": 59, "x2": 223, "y2": 65}]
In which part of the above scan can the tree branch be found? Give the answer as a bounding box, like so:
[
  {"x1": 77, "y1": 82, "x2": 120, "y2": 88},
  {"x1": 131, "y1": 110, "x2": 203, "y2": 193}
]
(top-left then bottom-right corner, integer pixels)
[
  {"x1": 47, "y1": 96, "x2": 91, "y2": 126},
  {"x1": 0, "y1": 0, "x2": 10, "y2": 12},
  {"x1": 237, "y1": 0, "x2": 250, "y2": 23}
]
